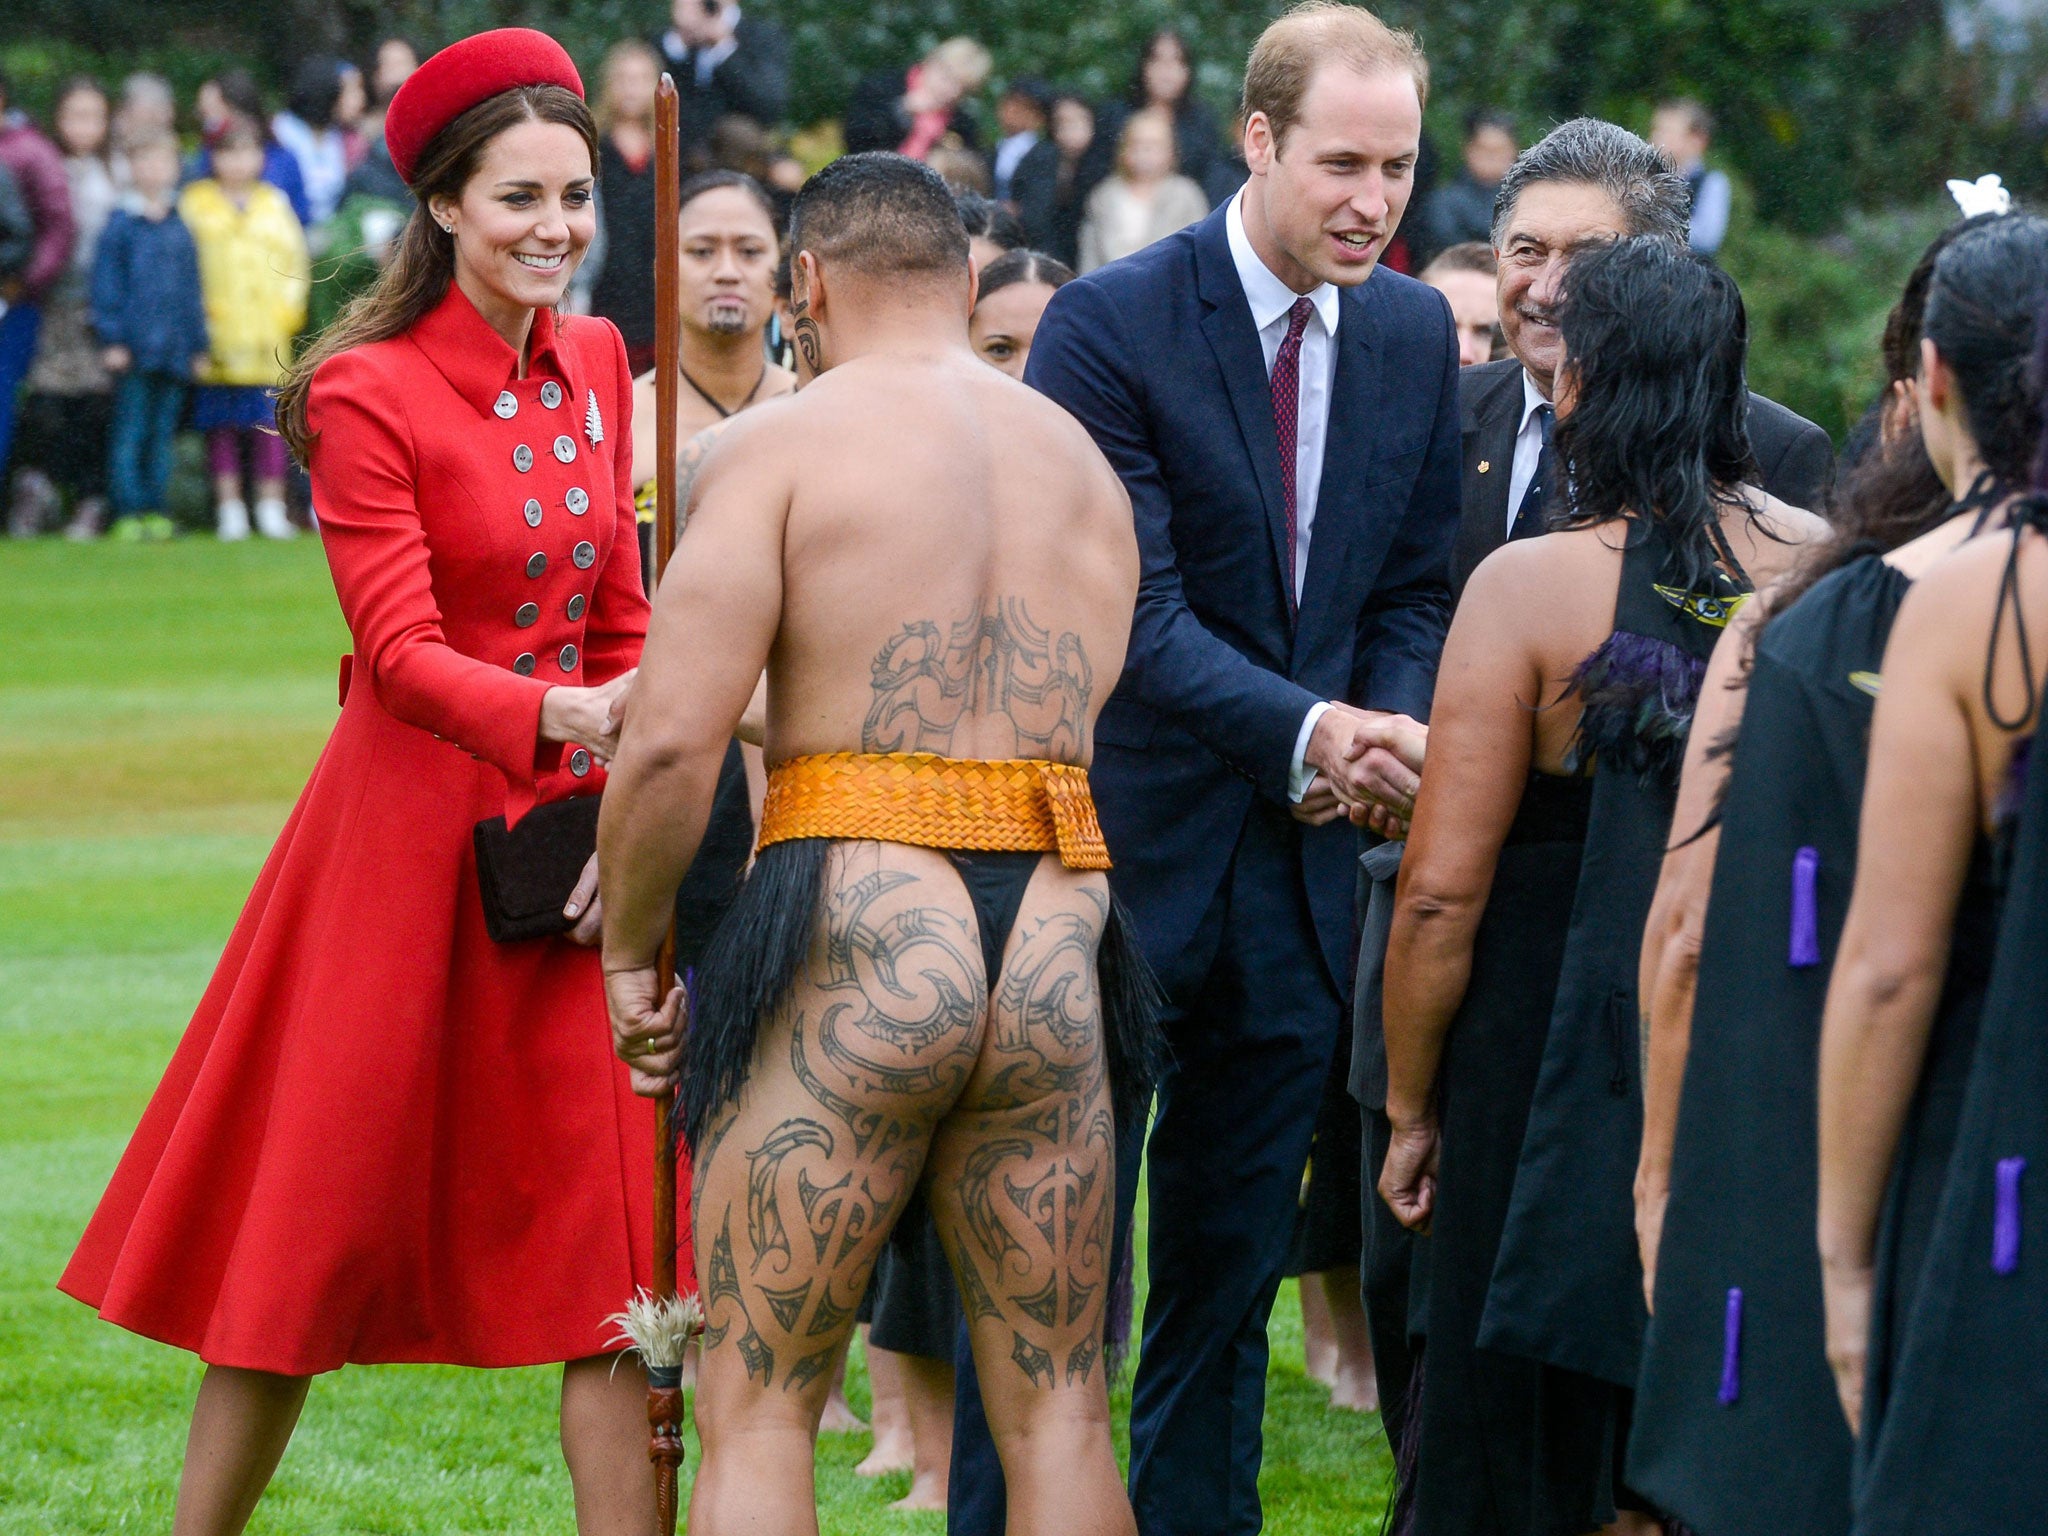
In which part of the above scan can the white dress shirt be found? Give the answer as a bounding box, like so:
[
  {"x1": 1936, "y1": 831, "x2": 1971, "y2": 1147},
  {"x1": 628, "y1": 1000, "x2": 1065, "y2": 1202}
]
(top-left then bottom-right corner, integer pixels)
[
  {"x1": 1224, "y1": 191, "x2": 1343, "y2": 800},
  {"x1": 1505, "y1": 369, "x2": 1551, "y2": 537},
  {"x1": 993, "y1": 130, "x2": 1039, "y2": 201}
]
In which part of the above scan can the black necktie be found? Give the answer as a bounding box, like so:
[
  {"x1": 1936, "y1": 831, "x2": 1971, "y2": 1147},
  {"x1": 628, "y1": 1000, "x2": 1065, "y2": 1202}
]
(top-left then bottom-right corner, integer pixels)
[{"x1": 1509, "y1": 403, "x2": 1554, "y2": 541}]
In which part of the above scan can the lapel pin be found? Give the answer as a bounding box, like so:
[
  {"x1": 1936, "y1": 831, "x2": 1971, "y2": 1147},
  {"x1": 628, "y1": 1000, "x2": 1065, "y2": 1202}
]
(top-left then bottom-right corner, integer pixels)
[
  {"x1": 1477, "y1": 460, "x2": 1491, "y2": 473},
  {"x1": 585, "y1": 389, "x2": 604, "y2": 447}
]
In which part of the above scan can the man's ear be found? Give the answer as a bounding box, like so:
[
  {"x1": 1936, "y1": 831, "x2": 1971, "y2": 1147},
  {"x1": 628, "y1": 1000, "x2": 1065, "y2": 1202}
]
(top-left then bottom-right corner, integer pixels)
[
  {"x1": 965, "y1": 255, "x2": 980, "y2": 317},
  {"x1": 1244, "y1": 110, "x2": 1276, "y2": 175}
]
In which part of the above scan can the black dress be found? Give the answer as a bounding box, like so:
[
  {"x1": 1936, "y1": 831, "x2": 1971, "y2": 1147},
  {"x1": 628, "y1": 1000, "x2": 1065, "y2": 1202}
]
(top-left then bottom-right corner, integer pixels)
[
  {"x1": 1462, "y1": 521, "x2": 1745, "y2": 1531},
  {"x1": 1853, "y1": 725, "x2": 2043, "y2": 1536},
  {"x1": 1410, "y1": 771, "x2": 1593, "y2": 1536},
  {"x1": 1627, "y1": 554, "x2": 1907, "y2": 1536},
  {"x1": 590, "y1": 137, "x2": 658, "y2": 363}
]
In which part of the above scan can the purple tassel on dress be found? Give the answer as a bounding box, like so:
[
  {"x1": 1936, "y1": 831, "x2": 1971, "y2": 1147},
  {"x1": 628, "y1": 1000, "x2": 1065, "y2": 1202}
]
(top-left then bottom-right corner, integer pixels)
[
  {"x1": 1994, "y1": 1157, "x2": 2026, "y2": 1275},
  {"x1": 1717, "y1": 1288, "x2": 1743, "y2": 1405},
  {"x1": 1789, "y1": 847, "x2": 1821, "y2": 968}
]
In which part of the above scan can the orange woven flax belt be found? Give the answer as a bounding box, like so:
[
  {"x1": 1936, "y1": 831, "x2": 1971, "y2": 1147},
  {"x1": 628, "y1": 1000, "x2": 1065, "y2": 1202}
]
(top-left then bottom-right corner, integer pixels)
[{"x1": 757, "y1": 752, "x2": 1112, "y2": 872}]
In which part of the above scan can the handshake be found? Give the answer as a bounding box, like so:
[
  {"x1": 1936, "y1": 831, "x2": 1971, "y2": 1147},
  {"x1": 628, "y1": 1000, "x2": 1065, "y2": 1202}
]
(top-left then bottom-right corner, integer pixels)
[{"x1": 1295, "y1": 703, "x2": 1428, "y2": 838}]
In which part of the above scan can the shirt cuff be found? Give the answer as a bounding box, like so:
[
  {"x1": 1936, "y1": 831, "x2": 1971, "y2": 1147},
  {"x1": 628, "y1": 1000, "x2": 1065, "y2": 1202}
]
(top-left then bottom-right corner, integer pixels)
[{"x1": 1288, "y1": 701, "x2": 1332, "y2": 804}]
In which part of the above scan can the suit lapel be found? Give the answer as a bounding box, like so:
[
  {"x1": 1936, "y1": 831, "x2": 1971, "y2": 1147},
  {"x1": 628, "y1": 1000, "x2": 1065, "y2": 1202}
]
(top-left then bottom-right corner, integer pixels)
[
  {"x1": 1294, "y1": 282, "x2": 1381, "y2": 666},
  {"x1": 1194, "y1": 215, "x2": 1293, "y2": 620},
  {"x1": 1453, "y1": 361, "x2": 1523, "y2": 593}
]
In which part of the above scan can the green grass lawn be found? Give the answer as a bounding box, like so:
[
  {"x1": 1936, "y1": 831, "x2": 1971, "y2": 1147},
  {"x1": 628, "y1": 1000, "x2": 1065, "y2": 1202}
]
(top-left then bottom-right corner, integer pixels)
[{"x1": 0, "y1": 538, "x2": 1392, "y2": 1532}]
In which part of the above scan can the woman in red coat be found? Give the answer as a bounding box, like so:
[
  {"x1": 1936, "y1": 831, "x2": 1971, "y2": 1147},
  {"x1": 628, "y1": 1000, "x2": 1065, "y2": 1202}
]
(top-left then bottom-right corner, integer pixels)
[{"x1": 59, "y1": 32, "x2": 674, "y2": 1535}]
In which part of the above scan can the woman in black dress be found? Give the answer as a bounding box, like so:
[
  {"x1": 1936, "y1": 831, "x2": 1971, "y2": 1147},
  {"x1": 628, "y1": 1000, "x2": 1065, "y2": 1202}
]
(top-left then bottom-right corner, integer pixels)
[
  {"x1": 1630, "y1": 211, "x2": 2048, "y2": 1536},
  {"x1": 1818, "y1": 304, "x2": 2048, "y2": 1532},
  {"x1": 588, "y1": 41, "x2": 662, "y2": 373},
  {"x1": 1381, "y1": 238, "x2": 1823, "y2": 1536},
  {"x1": 1846, "y1": 517, "x2": 2048, "y2": 1536}
]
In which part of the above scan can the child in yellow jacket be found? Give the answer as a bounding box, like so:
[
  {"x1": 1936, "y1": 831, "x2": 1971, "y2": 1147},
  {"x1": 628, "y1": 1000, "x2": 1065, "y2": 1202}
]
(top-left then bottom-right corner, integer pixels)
[{"x1": 179, "y1": 113, "x2": 308, "y2": 540}]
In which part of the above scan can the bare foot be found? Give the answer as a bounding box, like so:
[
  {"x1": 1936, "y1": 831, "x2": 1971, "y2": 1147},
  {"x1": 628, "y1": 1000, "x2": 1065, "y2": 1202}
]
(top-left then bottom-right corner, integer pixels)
[
  {"x1": 1329, "y1": 1360, "x2": 1380, "y2": 1413},
  {"x1": 889, "y1": 1471, "x2": 949, "y2": 1512},
  {"x1": 855, "y1": 1435, "x2": 914, "y2": 1478},
  {"x1": 1299, "y1": 1275, "x2": 1339, "y2": 1388},
  {"x1": 818, "y1": 1384, "x2": 867, "y2": 1435}
]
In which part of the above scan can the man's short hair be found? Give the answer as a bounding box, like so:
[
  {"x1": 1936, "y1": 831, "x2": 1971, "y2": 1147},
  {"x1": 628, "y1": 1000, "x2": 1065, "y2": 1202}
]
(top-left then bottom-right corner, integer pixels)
[
  {"x1": 789, "y1": 152, "x2": 971, "y2": 281},
  {"x1": 1003, "y1": 76, "x2": 1055, "y2": 117},
  {"x1": 1490, "y1": 117, "x2": 1690, "y2": 251},
  {"x1": 1657, "y1": 97, "x2": 1714, "y2": 139},
  {"x1": 1242, "y1": 2, "x2": 1428, "y2": 151},
  {"x1": 1422, "y1": 241, "x2": 1497, "y2": 280},
  {"x1": 1463, "y1": 107, "x2": 1514, "y2": 143}
]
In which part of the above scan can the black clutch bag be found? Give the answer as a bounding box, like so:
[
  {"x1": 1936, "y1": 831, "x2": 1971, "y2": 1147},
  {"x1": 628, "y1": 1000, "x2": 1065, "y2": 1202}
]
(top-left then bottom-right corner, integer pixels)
[{"x1": 473, "y1": 795, "x2": 602, "y2": 943}]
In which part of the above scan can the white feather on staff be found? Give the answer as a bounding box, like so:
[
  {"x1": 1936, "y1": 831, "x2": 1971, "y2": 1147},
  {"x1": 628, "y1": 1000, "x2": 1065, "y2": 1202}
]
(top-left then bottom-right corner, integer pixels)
[{"x1": 607, "y1": 1287, "x2": 705, "y2": 1370}]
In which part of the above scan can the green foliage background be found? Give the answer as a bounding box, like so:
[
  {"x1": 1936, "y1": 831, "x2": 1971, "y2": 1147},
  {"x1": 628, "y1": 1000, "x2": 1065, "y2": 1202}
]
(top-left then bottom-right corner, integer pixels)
[{"x1": 5, "y1": 0, "x2": 2046, "y2": 438}]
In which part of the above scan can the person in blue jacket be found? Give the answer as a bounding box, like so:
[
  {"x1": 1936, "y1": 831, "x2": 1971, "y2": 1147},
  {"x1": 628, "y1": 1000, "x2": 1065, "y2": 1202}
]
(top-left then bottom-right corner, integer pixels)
[{"x1": 92, "y1": 130, "x2": 208, "y2": 537}]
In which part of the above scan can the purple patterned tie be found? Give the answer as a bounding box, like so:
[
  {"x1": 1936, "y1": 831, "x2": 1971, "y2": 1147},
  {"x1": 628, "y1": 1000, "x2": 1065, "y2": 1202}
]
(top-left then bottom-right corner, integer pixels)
[{"x1": 1270, "y1": 296, "x2": 1314, "y2": 612}]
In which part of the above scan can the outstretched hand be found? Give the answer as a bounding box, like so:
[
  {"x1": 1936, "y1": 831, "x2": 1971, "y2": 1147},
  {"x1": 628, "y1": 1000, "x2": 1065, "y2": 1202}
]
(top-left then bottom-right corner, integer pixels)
[
  {"x1": 604, "y1": 961, "x2": 685, "y2": 1098},
  {"x1": 1302, "y1": 705, "x2": 1428, "y2": 833},
  {"x1": 540, "y1": 667, "x2": 638, "y2": 765}
]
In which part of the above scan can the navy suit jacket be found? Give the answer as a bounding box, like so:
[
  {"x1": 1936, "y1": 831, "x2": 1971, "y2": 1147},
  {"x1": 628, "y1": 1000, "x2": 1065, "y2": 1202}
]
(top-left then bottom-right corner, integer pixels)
[{"x1": 1026, "y1": 205, "x2": 1462, "y2": 994}]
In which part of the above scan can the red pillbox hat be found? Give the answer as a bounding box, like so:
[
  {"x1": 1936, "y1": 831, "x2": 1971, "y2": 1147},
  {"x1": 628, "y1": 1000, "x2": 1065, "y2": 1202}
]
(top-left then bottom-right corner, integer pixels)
[{"x1": 385, "y1": 27, "x2": 585, "y2": 187}]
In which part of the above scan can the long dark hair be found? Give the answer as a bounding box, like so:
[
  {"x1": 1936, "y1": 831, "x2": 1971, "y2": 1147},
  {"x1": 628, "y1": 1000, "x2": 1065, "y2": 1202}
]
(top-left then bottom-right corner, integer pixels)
[
  {"x1": 975, "y1": 248, "x2": 1075, "y2": 306},
  {"x1": 1130, "y1": 29, "x2": 1194, "y2": 111},
  {"x1": 276, "y1": 84, "x2": 597, "y2": 462},
  {"x1": 1548, "y1": 236, "x2": 1759, "y2": 590},
  {"x1": 1924, "y1": 212, "x2": 2048, "y2": 486}
]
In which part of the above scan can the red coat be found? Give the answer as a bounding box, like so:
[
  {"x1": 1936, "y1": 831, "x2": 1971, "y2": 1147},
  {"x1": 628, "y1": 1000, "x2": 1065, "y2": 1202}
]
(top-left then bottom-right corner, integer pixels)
[{"x1": 61, "y1": 285, "x2": 684, "y2": 1374}]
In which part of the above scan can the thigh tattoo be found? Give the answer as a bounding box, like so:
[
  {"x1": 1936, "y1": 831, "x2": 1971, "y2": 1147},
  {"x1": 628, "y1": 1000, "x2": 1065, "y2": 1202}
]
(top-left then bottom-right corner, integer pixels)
[
  {"x1": 941, "y1": 888, "x2": 1116, "y2": 1389},
  {"x1": 694, "y1": 856, "x2": 984, "y2": 1392}
]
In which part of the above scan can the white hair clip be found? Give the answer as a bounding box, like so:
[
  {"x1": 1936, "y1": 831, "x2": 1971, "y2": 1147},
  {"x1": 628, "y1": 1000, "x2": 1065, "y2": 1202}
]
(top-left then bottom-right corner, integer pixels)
[{"x1": 1947, "y1": 174, "x2": 2012, "y2": 219}]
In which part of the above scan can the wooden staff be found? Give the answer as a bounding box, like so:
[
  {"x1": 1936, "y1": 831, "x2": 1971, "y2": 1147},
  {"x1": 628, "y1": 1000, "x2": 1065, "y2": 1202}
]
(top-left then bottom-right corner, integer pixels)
[{"x1": 647, "y1": 69, "x2": 686, "y2": 1536}]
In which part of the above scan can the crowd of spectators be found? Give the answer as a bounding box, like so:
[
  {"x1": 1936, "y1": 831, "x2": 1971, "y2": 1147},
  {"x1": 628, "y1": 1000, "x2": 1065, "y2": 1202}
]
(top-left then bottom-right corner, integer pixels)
[{"x1": 0, "y1": 12, "x2": 1736, "y2": 543}]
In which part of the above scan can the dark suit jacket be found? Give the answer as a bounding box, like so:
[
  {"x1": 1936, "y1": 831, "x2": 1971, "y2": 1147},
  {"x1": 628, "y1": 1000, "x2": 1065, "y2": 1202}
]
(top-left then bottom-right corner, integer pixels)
[
  {"x1": 1448, "y1": 357, "x2": 1836, "y2": 600},
  {"x1": 654, "y1": 16, "x2": 791, "y2": 153},
  {"x1": 1008, "y1": 137, "x2": 1064, "y2": 253},
  {"x1": 1026, "y1": 206, "x2": 1462, "y2": 992}
]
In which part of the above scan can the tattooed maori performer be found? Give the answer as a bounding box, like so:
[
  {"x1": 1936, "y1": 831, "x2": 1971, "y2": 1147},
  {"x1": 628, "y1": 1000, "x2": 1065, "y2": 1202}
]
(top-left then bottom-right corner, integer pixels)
[{"x1": 598, "y1": 151, "x2": 1158, "y2": 1536}]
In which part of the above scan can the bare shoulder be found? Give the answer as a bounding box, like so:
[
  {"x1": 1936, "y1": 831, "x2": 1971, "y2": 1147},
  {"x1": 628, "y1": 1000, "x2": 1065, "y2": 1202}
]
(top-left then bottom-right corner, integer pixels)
[
  {"x1": 684, "y1": 393, "x2": 800, "y2": 506},
  {"x1": 1903, "y1": 521, "x2": 2042, "y2": 629}
]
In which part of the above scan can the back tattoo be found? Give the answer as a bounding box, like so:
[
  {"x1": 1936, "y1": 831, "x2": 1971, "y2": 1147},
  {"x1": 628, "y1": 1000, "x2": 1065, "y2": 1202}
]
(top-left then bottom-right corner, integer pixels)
[{"x1": 864, "y1": 598, "x2": 1093, "y2": 759}]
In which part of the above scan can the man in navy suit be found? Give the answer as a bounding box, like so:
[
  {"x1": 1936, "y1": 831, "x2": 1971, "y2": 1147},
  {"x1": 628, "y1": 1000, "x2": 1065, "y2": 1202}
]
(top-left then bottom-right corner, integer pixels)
[{"x1": 945, "y1": 7, "x2": 1460, "y2": 1533}]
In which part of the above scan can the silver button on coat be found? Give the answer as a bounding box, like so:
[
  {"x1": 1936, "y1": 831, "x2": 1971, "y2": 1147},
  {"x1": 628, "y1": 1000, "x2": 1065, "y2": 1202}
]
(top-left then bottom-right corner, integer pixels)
[
  {"x1": 523, "y1": 498, "x2": 543, "y2": 527},
  {"x1": 525, "y1": 552, "x2": 547, "y2": 578},
  {"x1": 513, "y1": 652, "x2": 536, "y2": 676},
  {"x1": 540, "y1": 380, "x2": 563, "y2": 410},
  {"x1": 513, "y1": 444, "x2": 533, "y2": 473},
  {"x1": 558, "y1": 643, "x2": 579, "y2": 672},
  {"x1": 515, "y1": 602, "x2": 540, "y2": 628},
  {"x1": 569, "y1": 748, "x2": 591, "y2": 776},
  {"x1": 566, "y1": 593, "x2": 586, "y2": 620},
  {"x1": 493, "y1": 391, "x2": 518, "y2": 419},
  {"x1": 553, "y1": 435, "x2": 577, "y2": 464},
  {"x1": 565, "y1": 487, "x2": 589, "y2": 515},
  {"x1": 572, "y1": 541, "x2": 596, "y2": 569}
]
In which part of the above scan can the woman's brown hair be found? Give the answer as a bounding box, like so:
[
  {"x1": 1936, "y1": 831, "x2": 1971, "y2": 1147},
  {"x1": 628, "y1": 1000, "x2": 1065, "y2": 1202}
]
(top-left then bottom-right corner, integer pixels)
[{"x1": 275, "y1": 83, "x2": 596, "y2": 463}]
